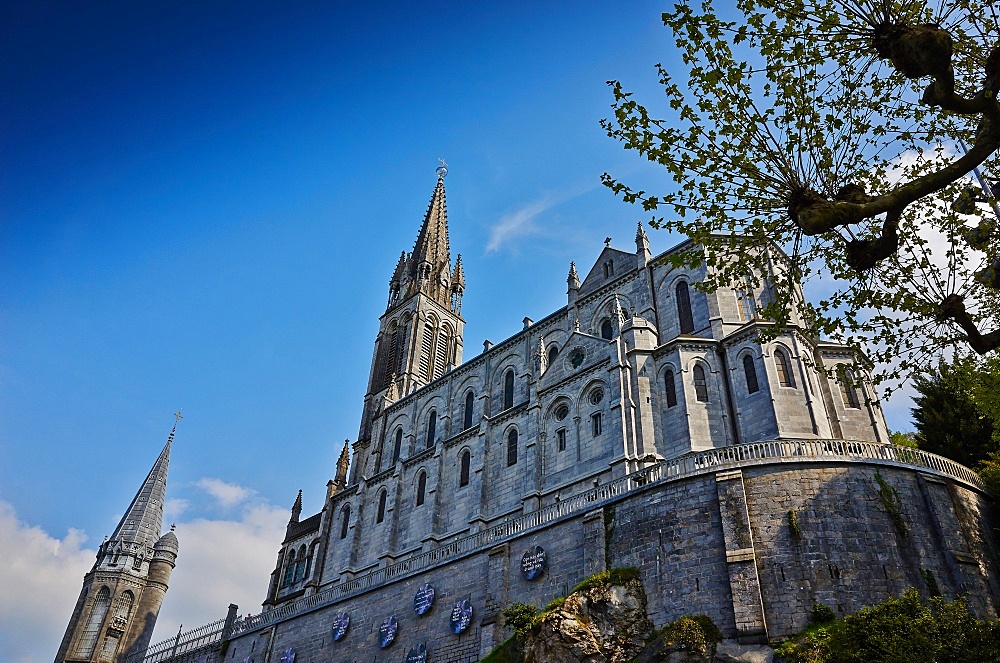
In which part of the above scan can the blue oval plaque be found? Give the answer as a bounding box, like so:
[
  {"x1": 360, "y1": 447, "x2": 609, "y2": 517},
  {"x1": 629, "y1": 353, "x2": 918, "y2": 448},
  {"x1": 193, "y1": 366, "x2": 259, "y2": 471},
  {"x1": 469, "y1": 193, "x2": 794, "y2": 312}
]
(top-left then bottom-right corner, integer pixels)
[
  {"x1": 405, "y1": 643, "x2": 427, "y2": 663},
  {"x1": 378, "y1": 615, "x2": 398, "y2": 648},
  {"x1": 413, "y1": 582, "x2": 435, "y2": 616},
  {"x1": 521, "y1": 545, "x2": 547, "y2": 581},
  {"x1": 331, "y1": 611, "x2": 350, "y2": 641},
  {"x1": 450, "y1": 599, "x2": 473, "y2": 634},
  {"x1": 279, "y1": 648, "x2": 296, "y2": 663}
]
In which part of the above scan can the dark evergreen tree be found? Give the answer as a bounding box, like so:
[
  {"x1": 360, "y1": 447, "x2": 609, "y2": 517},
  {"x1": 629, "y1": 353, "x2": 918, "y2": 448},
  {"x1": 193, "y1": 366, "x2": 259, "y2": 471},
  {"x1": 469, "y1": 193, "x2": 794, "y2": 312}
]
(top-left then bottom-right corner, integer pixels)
[{"x1": 912, "y1": 356, "x2": 996, "y2": 468}]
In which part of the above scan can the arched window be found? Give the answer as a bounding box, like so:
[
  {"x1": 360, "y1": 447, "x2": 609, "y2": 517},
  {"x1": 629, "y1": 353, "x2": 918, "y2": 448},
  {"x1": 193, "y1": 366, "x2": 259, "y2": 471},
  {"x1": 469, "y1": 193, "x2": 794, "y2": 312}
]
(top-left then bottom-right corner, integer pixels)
[
  {"x1": 592, "y1": 413, "x2": 603, "y2": 436},
  {"x1": 434, "y1": 327, "x2": 450, "y2": 379},
  {"x1": 282, "y1": 549, "x2": 296, "y2": 586},
  {"x1": 601, "y1": 318, "x2": 614, "y2": 339},
  {"x1": 426, "y1": 411, "x2": 437, "y2": 448},
  {"x1": 340, "y1": 505, "x2": 351, "y2": 540},
  {"x1": 507, "y1": 429, "x2": 518, "y2": 466},
  {"x1": 547, "y1": 345, "x2": 559, "y2": 365},
  {"x1": 416, "y1": 471, "x2": 427, "y2": 506},
  {"x1": 677, "y1": 282, "x2": 694, "y2": 334},
  {"x1": 839, "y1": 366, "x2": 861, "y2": 408},
  {"x1": 393, "y1": 428, "x2": 403, "y2": 463},
  {"x1": 111, "y1": 591, "x2": 134, "y2": 629},
  {"x1": 459, "y1": 450, "x2": 471, "y2": 487},
  {"x1": 420, "y1": 321, "x2": 435, "y2": 381},
  {"x1": 503, "y1": 370, "x2": 515, "y2": 410},
  {"x1": 76, "y1": 586, "x2": 111, "y2": 657},
  {"x1": 665, "y1": 369, "x2": 678, "y2": 408},
  {"x1": 376, "y1": 490, "x2": 387, "y2": 524},
  {"x1": 464, "y1": 391, "x2": 475, "y2": 430},
  {"x1": 294, "y1": 545, "x2": 309, "y2": 582},
  {"x1": 693, "y1": 364, "x2": 709, "y2": 402},
  {"x1": 743, "y1": 354, "x2": 759, "y2": 394},
  {"x1": 774, "y1": 348, "x2": 795, "y2": 387},
  {"x1": 556, "y1": 428, "x2": 567, "y2": 451}
]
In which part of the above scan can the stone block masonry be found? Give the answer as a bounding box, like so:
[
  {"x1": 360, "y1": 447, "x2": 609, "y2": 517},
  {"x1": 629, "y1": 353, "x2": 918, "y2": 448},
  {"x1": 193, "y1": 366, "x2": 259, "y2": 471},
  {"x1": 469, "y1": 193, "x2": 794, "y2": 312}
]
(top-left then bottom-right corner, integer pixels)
[{"x1": 212, "y1": 451, "x2": 997, "y2": 662}]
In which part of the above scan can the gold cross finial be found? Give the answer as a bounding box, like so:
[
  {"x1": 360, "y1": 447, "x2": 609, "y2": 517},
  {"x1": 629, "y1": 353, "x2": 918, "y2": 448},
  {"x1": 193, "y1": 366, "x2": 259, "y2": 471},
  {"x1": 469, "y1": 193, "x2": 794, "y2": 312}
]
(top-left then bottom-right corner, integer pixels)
[{"x1": 174, "y1": 409, "x2": 183, "y2": 422}]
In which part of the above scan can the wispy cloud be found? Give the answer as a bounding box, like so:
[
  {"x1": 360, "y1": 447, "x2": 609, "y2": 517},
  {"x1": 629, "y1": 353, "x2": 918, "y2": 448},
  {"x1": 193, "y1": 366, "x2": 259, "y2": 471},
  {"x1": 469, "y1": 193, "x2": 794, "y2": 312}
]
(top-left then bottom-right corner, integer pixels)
[
  {"x1": 196, "y1": 478, "x2": 253, "y2": 508},
  {"x1": 486, "y1": 183, "x2": 597, "y2": 253}
]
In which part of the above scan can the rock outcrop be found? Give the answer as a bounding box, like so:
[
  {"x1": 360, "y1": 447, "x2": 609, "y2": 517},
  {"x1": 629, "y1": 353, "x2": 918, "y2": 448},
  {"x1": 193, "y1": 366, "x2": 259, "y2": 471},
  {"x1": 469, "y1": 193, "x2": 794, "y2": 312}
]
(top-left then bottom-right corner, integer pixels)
[{"x1": 522, "y1": 577, "x2": 653, "y2": 663}]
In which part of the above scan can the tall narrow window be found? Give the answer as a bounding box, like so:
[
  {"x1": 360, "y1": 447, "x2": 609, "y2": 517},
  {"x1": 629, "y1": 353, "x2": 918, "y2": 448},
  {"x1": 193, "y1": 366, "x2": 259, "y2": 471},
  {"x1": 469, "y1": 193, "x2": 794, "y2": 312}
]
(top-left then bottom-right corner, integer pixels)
[
  {"x1": 340, "y1": 505, "x2": 351, "y2": 539},
  {"x1": 839, "y1": 367, "x2": 861, "y2": 408},
  {"x1": 507, "y1": 430, "x2": 518, "y2": 466},
  {"x1": 743, "y1": 354, "x2": 759, "y2": 394},
  {"x1": 503, "y1": 370, "x2": 515, "y2": 410},
  {"x1": 459, "y1": 450, "x2": 471, "y2": 487},
  {"x1": 294, "y1": 545, "x2": 308, "y2": 582},
  {"x1": 419, "y1": 322, "x2": 434, "y2": 381},
  {"x1": 693, "y1": 365, "x2": 709, "y2": 402},
  {"x1": 376, "y1": 490, "x2": 387, "y2": 524},
  {"x1": 111, "y1": 591, "x2": 133, "y2": 629},
  {"x1": 416, "y1": 471, "x2": 427, "y2": 506},
  {"x1": 665, "y1": 369, "x2": 678, "y2": 408},
  {"x1": 392, "y1": 428, "x2": 403, "y2": 464},
  {"x1": 592, "y1": 412, "x2": 603, "y2": 436},
  {"x1": 547, "y1": 345, "x2": 559, "y2": 365},
  {"x1": 601, "y1": 318, "x2": 614, "y2": 339},
  {"x1": 556, "y1": 428, "x2": 567, "y2": 451},
  {"x1": 76, "y1": 586, "x2": 111, "y2": 657},
  {"x1": 435, "y1": 328, "x2": 450, "y2": 379},
  {"x1": 282, "y1": 550, "x2": 296, "y2": 586},
  {"x1": 677, "y1": 282, "x2": 694, "y2": 334},
  {"x1": 464, "y1": 391, "x2": 475, "y2": 430},
  {"x1": 426, "y1": 411, "x2": 437, "y2": 448},
  {"x1": 774, "y1": 348, "x2": 795, "y2": 387}
]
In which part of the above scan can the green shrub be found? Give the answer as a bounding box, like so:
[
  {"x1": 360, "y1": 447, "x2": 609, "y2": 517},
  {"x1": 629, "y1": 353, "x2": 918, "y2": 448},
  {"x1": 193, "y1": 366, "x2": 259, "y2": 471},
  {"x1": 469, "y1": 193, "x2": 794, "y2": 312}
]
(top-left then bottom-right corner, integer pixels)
[
  {"x1": 501, "y1": 602, "x2": 538, "y2": 640},
  {"x1": 788, "y1": 509, "x2": 802, "y2": 541},
  {"x1": 810, "y1": 603, "x2": 836, "y2": 625},
  {"x1": 774, "y1": 625, "x2": 834, "y2": 663},
  {"x1": 543, "y1": 596, "x2": 566, "y2": 613},
  {"x1": 609, "y1": 566, "x2": 641, "y2": 584},
  {"x1": 658, "y1": 615, "x2": 721, "y2": 655},
  {"x1": 571, "y1": 567, "x2": 640, "y2": 595}
]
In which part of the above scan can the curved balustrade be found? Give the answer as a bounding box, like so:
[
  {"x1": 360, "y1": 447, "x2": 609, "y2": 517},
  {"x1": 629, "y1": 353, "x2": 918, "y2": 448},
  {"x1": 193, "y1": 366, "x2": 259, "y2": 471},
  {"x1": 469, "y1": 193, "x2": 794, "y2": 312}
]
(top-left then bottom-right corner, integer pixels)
[{"x1": 156, "y1": 439, "x2": 983, "y2": 650}]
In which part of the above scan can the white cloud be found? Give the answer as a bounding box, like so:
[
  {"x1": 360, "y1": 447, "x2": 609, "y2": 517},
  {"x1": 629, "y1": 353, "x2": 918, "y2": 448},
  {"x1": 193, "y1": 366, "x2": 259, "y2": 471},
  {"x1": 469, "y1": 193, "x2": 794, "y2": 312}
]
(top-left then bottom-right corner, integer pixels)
[
  {"x1": 196, "y1": 478, "x2": 253, "y2": 508},
  {"x1": 149, "y1": 503, "x2": 287, "y2": 645},
  {"x1": 164, "y1": 497, "x2": 190, "y2": 522},
  {"x1": 0, "y1": 496, "x2": 287, "y2": 663},
  {"x1": 0, "y1": 501, "x2": 96, "y2": 663}
]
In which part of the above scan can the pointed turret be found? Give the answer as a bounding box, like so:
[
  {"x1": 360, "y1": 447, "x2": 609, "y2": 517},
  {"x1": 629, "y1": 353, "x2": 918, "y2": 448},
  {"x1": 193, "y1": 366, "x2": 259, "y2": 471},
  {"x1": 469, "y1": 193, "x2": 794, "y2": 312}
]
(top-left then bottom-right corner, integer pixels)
[
  {"x1": 451, "y1": 254, "x2": 465, "y2": 314},
  {"x1": 567, "y1": 261, "x2": 580, "y2": 306},
  {"x1": 289, "y1": 490, "x2": 303, "y2": 524},
  {"x1": 334, "y1": 440, "x2": 350, "y2": 491},
  {"x1": 636, "y1": 221, "x2": 651, "y2": 268}
]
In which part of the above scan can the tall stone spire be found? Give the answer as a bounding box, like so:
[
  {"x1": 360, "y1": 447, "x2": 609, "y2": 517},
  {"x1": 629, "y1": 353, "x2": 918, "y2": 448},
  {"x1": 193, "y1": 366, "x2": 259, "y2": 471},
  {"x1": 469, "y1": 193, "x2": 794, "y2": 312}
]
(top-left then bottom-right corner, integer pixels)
[
  {"x1": 107, "y1": 413, "x2": 176, "y2": 548},
  {"x1": 405, "y1": 165, "x2": 453, "y2": 307},
  {"x1": 55, "y1": 415, "x2": 181, "y2": 663}
]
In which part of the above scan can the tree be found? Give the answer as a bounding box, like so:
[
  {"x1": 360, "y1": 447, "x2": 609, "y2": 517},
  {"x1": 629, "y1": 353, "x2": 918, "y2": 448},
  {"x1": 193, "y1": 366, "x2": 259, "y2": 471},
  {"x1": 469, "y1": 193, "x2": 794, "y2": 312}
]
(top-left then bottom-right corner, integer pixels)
[
  {"x1": 603, "y1": 0, "x2": 1000, "y2": 388},
  {"x1": 911, "y1": 354, "x2": 996, "y2": 467}
]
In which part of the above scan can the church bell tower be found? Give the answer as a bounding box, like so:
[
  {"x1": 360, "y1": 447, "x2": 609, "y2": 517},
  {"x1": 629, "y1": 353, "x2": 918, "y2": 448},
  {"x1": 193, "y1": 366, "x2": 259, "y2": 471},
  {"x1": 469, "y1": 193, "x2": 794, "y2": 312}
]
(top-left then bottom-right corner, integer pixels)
[
  {"x1": 55, "y1": 416, "x2": 180, "y2": 663},
  {"x1": 357, "y1": 163, "x2": 466, "y2": 445}
]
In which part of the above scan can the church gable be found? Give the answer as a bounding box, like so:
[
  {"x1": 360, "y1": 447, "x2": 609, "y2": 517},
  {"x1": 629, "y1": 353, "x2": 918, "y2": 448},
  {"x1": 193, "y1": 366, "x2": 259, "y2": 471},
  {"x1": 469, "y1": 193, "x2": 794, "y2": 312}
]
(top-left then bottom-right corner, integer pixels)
[{"x1": 578, "y1": 246, "x2": 636, "y2": 297}]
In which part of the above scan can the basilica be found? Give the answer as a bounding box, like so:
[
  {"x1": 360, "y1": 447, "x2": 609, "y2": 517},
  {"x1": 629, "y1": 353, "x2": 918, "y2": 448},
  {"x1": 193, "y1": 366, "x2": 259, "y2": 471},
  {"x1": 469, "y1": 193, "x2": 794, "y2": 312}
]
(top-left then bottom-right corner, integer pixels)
[{"x1": 59, "y1": 168, "x2": 998, "y2": 663}]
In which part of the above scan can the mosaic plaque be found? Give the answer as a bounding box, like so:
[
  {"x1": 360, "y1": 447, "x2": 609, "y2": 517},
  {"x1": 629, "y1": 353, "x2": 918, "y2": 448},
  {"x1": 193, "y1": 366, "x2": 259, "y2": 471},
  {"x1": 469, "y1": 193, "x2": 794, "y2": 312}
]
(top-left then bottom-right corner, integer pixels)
[
  {"x1": 331, "y1": 611, "x2": 350, "y2": 641},
  {"x1": 378, "y1": 615, "x2": 398, "y2": 649},
  {"x1": 521, "y1": 545, "x2": 547, "y2": 581},
  {"x1": 405, "y1": 643, "x2": 427, "y2": 663},
  {"x1": 450, "y1": 599, "x2": 473, "y2": 634},
  {"x1": 279, "y1": 648, "x2": 296, "y2": 663},
  {"x1": 413, "y1": 582, "x2": 436, "y2": 616}
]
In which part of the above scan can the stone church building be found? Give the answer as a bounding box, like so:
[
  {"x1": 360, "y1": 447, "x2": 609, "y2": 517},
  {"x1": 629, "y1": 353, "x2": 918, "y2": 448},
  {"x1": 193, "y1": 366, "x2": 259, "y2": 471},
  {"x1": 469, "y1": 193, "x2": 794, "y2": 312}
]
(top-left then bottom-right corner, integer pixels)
[{"x1": 62, "y1": 169, "x2": 999, "y2": 663}]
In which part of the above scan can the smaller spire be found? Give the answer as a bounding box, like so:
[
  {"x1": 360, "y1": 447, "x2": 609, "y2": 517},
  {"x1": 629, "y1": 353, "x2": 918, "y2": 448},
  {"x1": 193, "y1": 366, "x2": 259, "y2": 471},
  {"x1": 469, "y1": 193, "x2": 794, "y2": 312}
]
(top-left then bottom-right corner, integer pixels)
[
  {"x1": 567, "y1": 262, "x2": 580, "y2": 291},
  {"x1": 635, "y1": 221, "x2": 648, "y2": 244},
  {"x1": 334, "y1": 440, "x2": 350, "y2": 490},
  {"x1": 636, "y1": 221, "x2": 651, "y2": 268},
  {"x1": 453, "y1": 254, "x2": 465, "y2": 289},
  {"x1": 289, "y1": 490, "x2": 303, "y2": 524}
]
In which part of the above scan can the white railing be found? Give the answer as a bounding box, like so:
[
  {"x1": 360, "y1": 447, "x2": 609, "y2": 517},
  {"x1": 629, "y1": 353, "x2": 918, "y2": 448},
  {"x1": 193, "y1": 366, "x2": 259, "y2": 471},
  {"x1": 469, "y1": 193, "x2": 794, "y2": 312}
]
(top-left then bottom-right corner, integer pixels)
[{"x1": 225, "y1": 439, "x2": 983, "y2": 638}]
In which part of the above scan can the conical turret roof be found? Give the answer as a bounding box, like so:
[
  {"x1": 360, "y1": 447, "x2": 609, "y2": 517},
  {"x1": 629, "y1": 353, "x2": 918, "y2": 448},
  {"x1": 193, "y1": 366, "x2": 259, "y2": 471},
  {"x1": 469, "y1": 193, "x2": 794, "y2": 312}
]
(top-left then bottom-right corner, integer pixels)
[{"x1": 107, "y1": 421, "x2": 175, "y2": 548}]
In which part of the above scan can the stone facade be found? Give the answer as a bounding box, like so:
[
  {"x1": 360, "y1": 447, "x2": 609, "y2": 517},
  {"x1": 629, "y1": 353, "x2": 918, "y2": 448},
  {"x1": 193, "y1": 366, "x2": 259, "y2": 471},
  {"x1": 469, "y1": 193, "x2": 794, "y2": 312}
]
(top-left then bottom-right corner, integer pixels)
[{"x1": 130, "y1": 174, "x2": 997, "y2": 663}]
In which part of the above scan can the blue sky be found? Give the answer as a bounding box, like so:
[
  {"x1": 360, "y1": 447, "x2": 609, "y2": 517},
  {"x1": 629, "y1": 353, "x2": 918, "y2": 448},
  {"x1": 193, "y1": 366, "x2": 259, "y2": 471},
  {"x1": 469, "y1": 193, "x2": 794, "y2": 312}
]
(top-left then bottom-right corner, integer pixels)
[{"x1": 0, "y1": 2, "x2": 917, "y2": 660}]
